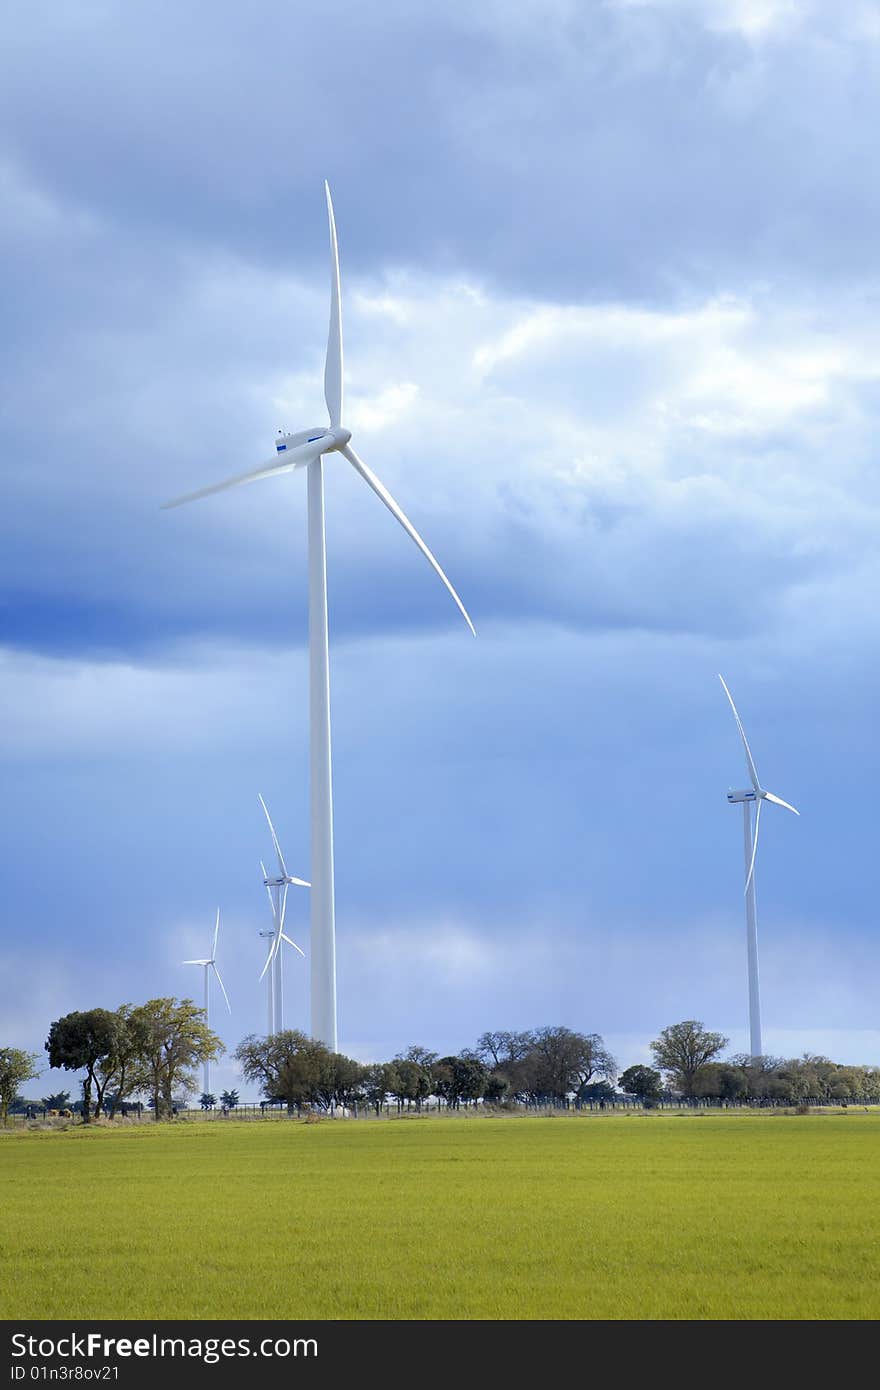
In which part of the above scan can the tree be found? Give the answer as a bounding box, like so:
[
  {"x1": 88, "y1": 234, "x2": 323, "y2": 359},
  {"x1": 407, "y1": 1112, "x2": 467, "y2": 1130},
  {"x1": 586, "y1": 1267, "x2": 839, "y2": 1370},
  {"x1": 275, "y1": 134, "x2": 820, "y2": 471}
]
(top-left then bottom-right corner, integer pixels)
[
  {"x1": 530, "y1": 1027, "x2": 616, "y2": 1103},
  {"x1": 199, "y1": 1093, "x2": 217, "y2": 1110},
  {"x1": 40, "y1": 1091, "x2": 73, "y2": 1113},
  {"x1": 482, "y1": 1072, "x2": 509, "y2": 1103},
  {"x1": 619, "y1": 1066, "x2": 663, "y2": 1103},
  {"x1": 0, "y1": 1049, "x2": 40, "y2": 1124},
  {"x1": 474, "y1": 1030, "x2": 534, "y2": 1067},
  {"x1": 580, "y1": 1080, "x2": 615, "y2": 1102},
  {"x1": 45, "y1": 1010, "x2": 118, "y2": 1123},
  {"x1": 392, "y1": 1051, "x2": 434, "y2": 1111},
  {"x1": 129, "y1": 998, "x2": 223, "y2": 1121},
  {"x1": 692, "y1": 1063, "x2": 747, "y2": 1101},
  {"x1": 234, "y1": 1031, "x2": 338, "y2": 1111},
  {"x1": 219, "y1": 1090, "x2": 239, "y2": 1110},
  {"x1": 95, "y1": 1006, "x2": 142, "y2": 1118},
  {"x1": 362, "y1": 1063, "x2": 399, "y2": 1116},
  {"x1": 650, "y1": 1021, "x2": 729, "y2": 1097},
  {"x1": 400, "y1": 1044, "x2": 438, "y2": 1071},
  {"x1": 431, "y1": 1055, "x2": 488, "y2": 1108}
]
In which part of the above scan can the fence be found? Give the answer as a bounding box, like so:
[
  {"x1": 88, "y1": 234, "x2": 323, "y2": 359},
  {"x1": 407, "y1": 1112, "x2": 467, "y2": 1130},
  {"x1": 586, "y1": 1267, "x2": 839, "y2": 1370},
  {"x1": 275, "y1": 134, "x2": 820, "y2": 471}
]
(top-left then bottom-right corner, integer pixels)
[{"x1": 6, "y1": 1094, "x2": 877, "y2": 1126}]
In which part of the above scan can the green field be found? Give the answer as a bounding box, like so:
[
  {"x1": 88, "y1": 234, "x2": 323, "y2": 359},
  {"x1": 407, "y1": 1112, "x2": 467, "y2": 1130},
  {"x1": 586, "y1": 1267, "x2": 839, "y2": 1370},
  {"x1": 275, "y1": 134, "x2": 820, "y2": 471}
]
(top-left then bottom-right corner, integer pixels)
[{"x1": 2, "y1": 1111, "x2": 879, "y2": 1320}]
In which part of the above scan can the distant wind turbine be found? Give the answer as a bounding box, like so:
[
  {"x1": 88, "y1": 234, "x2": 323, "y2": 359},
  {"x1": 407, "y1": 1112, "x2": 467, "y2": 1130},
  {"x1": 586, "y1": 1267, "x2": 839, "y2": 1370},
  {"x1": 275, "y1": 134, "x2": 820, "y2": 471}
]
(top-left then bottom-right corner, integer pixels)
[
  {"x1": 258, "y1": 794, "x2": 308, "y2": 1034},
  {"x1": 719, "y1": 675, "x2": 799, "y2": 1061},
  {"x1": 163, "y1": 184, "x2": 474, "y2": 1049},
  {"x1": 182, "y1": 907, "x2": 231, "y2": 1095}
]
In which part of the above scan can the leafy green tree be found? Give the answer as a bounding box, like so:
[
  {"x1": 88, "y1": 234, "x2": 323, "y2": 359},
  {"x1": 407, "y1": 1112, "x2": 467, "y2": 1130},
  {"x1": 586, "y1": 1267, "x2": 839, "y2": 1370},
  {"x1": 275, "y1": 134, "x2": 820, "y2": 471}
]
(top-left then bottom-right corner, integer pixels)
[
  {"x1": 619, "y1": 1065, "x2": 663, "y2": 1103},
  {"x1": 129, "y1": 998, "x2": 223, "y2": 1122},
  {"x1": 580, "y1": 1080, "x2": 615, "y2": 1101},
  {"x1": 362, "y1": 1063, "x2": 399, "y2": 1116},
  {"x1": 692, "y1": 1063, "x2": 748, "y2": 1100},
  {"x1": 431, "y1": 1055, "x2": 488, "y2": 1108},
  {"x1": 94, "y1": 1006, "x2": 141, "y2": 1118},
  {"x1": 391, "y1": 1056, "x2": 432, "y2": 1112},
  {"x1": 219, "y1": 1090, "x2": 239, "y2": 1110},
  {"x1": 650, "y1": 1021, "x2": 729, "y2": 1098},
  {"x1": 482, "y1": 1072, "x2": 509, "y2": 1103},
  {"x1": 199, "y1": 1092, "x2": 216, "y2": 1110},
  {"x1": 40, "y1": 1091, "x2": 72, "y2": 1112},
  {"x1": 234, "y1": 1031, "x2": 364, "y2": 1112},
  {"x1": 326, "y1": 1053, "x2": 368, "y2": 1110},
  {"x1": 45, "y1": 1010, "x2": 118, "y2": 1122},
  {"x1": 0, "y1": 1048, "x2": 40, "y2": 1124}
]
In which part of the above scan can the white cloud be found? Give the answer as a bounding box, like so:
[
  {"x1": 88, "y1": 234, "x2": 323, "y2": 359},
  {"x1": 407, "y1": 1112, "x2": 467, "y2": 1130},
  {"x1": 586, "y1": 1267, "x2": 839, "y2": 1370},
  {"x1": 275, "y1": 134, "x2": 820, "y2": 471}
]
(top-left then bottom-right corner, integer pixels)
[{"x1": 610, "y1": 0, "x2": 804, "y2": 42}]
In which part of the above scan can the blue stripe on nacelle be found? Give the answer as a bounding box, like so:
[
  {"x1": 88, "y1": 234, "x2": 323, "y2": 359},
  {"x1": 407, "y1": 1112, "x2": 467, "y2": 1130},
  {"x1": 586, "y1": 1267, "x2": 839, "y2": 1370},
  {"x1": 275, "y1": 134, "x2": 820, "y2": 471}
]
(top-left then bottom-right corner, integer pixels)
[{"x1": 276, "y1": 444, "x2": 287, "y2": 452}]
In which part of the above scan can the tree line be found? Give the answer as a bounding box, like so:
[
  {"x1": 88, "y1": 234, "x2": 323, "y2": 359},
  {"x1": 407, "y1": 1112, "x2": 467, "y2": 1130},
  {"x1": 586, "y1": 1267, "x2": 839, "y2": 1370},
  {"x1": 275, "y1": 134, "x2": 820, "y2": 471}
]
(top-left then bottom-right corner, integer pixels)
[
  {"x1": 233, "y1": 1026, "x2": 617, "y2": 1112},
  {"x1": 623, "y1": 1021, "x2": 880, "y2": 1104},
  {"x1": 2, "y1": 1011, "x2": 879, "y2": 1123}
]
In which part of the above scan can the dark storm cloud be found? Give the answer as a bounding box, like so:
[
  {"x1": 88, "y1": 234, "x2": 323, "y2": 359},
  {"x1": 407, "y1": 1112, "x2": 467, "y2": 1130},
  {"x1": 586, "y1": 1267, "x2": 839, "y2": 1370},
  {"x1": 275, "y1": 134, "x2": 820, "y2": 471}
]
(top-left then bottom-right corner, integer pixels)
[{"x1": 3, "y1": 2, "x2": 880, "y2": 300}]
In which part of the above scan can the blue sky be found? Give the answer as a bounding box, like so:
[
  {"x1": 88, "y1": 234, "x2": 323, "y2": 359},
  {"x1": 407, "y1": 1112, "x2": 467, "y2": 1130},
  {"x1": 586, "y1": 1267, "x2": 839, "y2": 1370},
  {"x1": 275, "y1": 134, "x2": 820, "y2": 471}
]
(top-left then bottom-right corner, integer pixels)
[{"x1": 4, "y1": 1, "x2": 880, "y2": 1099}]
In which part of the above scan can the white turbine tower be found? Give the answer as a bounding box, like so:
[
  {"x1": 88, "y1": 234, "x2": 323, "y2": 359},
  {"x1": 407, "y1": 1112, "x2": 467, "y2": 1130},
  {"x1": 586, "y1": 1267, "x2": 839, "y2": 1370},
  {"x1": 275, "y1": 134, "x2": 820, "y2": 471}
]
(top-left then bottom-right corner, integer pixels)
[
  {"x1": 163, "y1": 183, "x2": 474, "y2": 1049},
  {"x1": 719, "y1": 675, "x2": 799, "y2": 1061},
  {"x1": 258, "y1": 793, "x2": 308, "y2": 1034},
  {"x1": 182, "y1": 908, "x2": 231, "y2": 1095}
]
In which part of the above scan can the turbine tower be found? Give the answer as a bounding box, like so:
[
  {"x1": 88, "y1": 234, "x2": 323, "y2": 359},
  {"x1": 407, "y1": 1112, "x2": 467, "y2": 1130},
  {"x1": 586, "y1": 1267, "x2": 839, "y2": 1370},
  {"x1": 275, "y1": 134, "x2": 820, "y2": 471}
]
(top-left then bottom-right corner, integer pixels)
[
  {"x1": 718, "y1": 675, "x2": 799, "y2": 1061},
  {"x1": 259, "y1": 925, "x2": 276, "y2": 1034},
  {"x1": 164, "y1": 184, "x2": 474, "y2": 1048},
  {"x1": 182, "y1": 908, "x2": 231, "y2": 1094},
  {"x1": 258, "y1": 793, "x2": 308, "y2": 1034}
]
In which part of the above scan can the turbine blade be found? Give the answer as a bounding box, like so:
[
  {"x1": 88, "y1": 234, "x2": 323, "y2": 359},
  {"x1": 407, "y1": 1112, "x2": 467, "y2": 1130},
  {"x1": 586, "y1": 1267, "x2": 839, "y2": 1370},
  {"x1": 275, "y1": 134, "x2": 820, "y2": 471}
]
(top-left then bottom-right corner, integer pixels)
[
  {"x1": 182, "y1": 959, "x2": 209, "y2": 966},
  {"x1": 278, "y1": 883, "x2": 288, "y2": 938},
  {"x1": 342, "y1": 444, "x2": 475, "y2": 636},
  {"x1": 258, "y1": 794, "x2": 288, "y2": 879},
  {"x1": 718, "y1": 674, "x2": 760, "y2": 791},
  {"x1": 212, "y1": 962, "x2": 232, "y2": 1014},
  {"x1": 288, "y1": 875, "x2": 311, "y2": 888},
  {"x1": 211, "y1": 907, "x2": 220, "y2": 963},
  {"x1": 745, "y1": 798, "x2": 761, "y2": 895},
  {"x1": 324, "y1": 181, "x2": 343, "y2": 428},
  {"x1": 161, "y1": 440, "x2": 324, "y2": 510},
  {"x1": 280, "y1": 932, "x2": 306, "y2": 958},
  {"x1": 259, "y1": 938, "x2": 277, "y2": 982},
  {"x1": 764, "y1": 790, "x2": 800, "y2": 816},
  {"x1": 260, "y1": 864, "x2": 277, "y2": 922}
]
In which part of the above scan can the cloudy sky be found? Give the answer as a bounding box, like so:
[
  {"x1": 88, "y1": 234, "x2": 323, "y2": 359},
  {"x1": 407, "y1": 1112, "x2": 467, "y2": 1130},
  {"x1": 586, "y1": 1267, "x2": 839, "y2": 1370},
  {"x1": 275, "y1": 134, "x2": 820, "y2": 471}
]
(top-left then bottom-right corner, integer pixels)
[{"x1": 4, "y1": 0, "x2": 880, "y2": 1098}]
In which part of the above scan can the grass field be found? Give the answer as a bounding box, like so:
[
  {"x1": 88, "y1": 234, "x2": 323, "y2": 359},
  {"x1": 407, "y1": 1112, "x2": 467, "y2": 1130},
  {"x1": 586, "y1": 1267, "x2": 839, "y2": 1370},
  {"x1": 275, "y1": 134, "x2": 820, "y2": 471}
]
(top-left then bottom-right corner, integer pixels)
[{"x1": 2, "y1": 1111, "x2": 879, "y2": 1320}]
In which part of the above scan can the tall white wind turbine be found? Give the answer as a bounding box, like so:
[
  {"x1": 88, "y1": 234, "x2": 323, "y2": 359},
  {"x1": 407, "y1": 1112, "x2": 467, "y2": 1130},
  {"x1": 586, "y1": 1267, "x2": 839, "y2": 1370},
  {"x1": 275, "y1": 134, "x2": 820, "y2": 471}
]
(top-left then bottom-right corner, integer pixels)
[
  {"x1": 164, "y1": 184, "x2": 474, "y2": 1049},
  {"x1": 182, "y1": 908, "x2": 231, "y2": 1095},
  {"x1": 718, "y1": 675, "x2": 799, "y2": 1061},
  {"x1": 258, "y1": 793, "x2": 308, "y2": 1034}
]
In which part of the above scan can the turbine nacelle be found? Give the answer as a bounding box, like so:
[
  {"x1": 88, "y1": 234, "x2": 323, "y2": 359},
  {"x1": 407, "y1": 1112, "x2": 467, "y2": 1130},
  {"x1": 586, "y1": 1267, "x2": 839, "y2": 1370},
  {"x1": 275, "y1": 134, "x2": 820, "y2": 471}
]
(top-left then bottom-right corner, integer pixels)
[
  {"x1": 275, "y1": 426, "x2": 351, "y2": 456},
  {"x1": 263, "y1": 872, "x2": 305, "y2": 889},
  {"x1": 726, "y1": 787, "x2": 799, "y2": 814}
]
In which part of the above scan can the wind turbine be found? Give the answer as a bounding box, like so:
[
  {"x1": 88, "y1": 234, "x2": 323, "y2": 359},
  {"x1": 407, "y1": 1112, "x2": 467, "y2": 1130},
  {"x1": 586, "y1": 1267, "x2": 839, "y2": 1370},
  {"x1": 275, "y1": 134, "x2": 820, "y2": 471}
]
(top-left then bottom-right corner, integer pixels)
[
  {"x1": 163, "y1": 183, "x2": 474, "y2": 1049},
  {"x1": 182, "y1": 907, "x2": 231, "y2": 1095},
  {"x1": 719, "y1": 675, "x2": 799, "y2": 1061},
  {"x1": 258, "y1": 793, "x2": 308, "y2": 1034}
]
